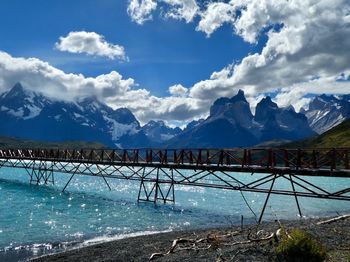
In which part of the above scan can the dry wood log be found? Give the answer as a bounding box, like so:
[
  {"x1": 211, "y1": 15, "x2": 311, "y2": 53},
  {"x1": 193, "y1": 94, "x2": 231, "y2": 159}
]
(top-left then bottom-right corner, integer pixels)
[
  {"x1": 224, "y1": 232, "x2": 276, "y2": 246},
  {"x1": 149, "y1": 229, "x2": 277, "y2": 260},
  {"x1": 316, "y1": 214, "x2": 350, "y2": 225},
  {"x1": 150, "y1": 237, "x2": 201, "y2": 260}
]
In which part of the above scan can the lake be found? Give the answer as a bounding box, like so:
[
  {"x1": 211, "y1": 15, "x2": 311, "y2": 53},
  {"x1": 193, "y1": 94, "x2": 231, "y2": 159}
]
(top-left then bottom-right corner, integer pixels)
[{"x1": 0, "y1": 167, "x2": 349, "y2": 261}]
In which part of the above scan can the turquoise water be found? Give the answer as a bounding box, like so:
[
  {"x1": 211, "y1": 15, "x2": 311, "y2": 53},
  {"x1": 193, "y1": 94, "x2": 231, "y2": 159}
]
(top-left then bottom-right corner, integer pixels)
[{"x1": 0, "y1": 167, "x2": 349, "y2": 260}]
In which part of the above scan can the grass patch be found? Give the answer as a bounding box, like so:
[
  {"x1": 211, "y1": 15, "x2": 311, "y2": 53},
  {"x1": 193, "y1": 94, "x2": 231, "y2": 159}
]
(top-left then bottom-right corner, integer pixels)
[{"x1": 275, "y1": 228, "x2": 327, "y2": 262}]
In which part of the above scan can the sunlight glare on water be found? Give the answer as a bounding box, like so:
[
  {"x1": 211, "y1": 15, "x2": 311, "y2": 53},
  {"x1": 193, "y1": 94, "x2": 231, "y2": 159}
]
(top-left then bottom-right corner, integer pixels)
[{"x1": 0, "y1": 167, "x2": 349, "y2": 260}]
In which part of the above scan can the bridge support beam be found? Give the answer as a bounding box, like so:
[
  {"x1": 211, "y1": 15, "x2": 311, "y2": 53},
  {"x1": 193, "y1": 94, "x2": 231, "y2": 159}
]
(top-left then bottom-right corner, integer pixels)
[
  {"x1": 138, "y1": 168, "x2": 175, "y2": 204},
  {"x1": 289, "y1": 174, "x2": 302, "y2": 218},
  {"x1": 258, "y1": 173, "x2": 277, "y2": 223},
  {"x1": 257, "y1": 173, "x2": 306, "y2": 223},
  {"x1": 29, "y1": 161, "x2": 54, "y2": 185},
  {"x1": 0, "y1": 159, "x2": 7, "y2": 169}
]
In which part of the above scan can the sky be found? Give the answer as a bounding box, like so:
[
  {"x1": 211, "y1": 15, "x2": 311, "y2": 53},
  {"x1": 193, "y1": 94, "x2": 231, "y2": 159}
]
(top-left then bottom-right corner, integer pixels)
[{"x1": 0, "y1": 0, "x2": 349, "y2": 125}]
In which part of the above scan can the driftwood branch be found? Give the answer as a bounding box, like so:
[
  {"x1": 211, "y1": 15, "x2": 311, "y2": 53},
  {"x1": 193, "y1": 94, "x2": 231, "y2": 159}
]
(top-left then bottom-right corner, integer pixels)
[
  {"x1": 149, "y1": 238, "x2": 201, "y2": 260},
  {"x1": 316, "y1": 214, "x2": 350, "y2": 225},
  {"x1": 149, "y1": 229, "x2": 279, "y2": 260}
]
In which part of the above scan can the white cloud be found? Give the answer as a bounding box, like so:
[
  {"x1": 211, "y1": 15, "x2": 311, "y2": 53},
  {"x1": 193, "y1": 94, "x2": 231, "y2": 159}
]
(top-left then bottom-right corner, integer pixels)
[
  {"x1": 188, "y1": 0, "x2": 350, "y2": 110},
  {"x1": 162, "y1": 0, "x2": 199, "y2": 23},
  {"x1": 128, "y1": 0, "x2": 199, "y2": 24},
  {"x1": 196, "y1": 2, "x2": 236, "y2": 37},
  {"x1": 169, "y1": 84, "x2": 188, "y2": 96},
  {"x1": 1, "y1": 0, "x2": 350, "y2": 126},
  {"x1": 127, "y1": 0, "x2": 350, "y2": 114},
  {"x1": 275, "y1": 77, "x2": 350, "y2": 111},
  {"x1": 127, "y1": 0, "x2": 157, "y2": 25},
  {"x1": 55, "y1": 31, "x2": 127, "y2": 60},
  {"x1": 0, "y1": 51, "x2": 205, "y2": 124}
]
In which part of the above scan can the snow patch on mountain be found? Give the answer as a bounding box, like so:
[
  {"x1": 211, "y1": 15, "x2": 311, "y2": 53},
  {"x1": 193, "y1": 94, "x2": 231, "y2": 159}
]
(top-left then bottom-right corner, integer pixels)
[
  {"x1": 142, "y1": 120, "x2": 182, "y2": 143},
  {"x1": 103, "y1": 115, "x2": 139, "y2": 140},
  {"x1": 304, "y1": 94, "x2": 350, "y2": 134},
  {"x1": 23, "y1": 104, "x2": 42, "y2": 119}
]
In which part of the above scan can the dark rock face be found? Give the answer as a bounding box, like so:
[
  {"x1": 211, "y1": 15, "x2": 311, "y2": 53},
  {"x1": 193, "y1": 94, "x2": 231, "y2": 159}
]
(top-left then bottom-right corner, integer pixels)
[
  {"x1": 254, "y1": 97, "x2": 315, "y2": 141},
  {"x1": 168, "y1": 90, "x2": 315, "y2": 148},
  {"x1": 254, "y1": 96, "x2": 278, "y2": 124},
  {"x1": 209, "y1": 89, "x2": 253, "y2": 129},
  {"x1": 168, "y1": 117, "x2": 258, "y2": 148}
]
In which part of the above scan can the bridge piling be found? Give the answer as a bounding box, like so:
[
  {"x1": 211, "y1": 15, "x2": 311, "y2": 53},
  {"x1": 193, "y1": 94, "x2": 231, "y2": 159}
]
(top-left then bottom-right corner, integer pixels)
[
  {"x1": 29, "y1": 160, "x2": 54, "y2": 185},
  {"x1": 137, "y1": 167, "x2": 175, "y2": 204}
]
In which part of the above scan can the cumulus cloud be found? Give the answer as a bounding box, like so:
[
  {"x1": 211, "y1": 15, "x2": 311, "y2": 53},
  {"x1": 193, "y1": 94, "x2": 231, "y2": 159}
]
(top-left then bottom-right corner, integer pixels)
[
  {"x1": 127, "y1": 0, "x2": 157, "y2": 25},
  {"x1": 2, "y1": 0, "x2": 350, "y2": 126},
  {"x1": 127, "y1": 0, "x2": 350, "y2": 113},
  {"x1": 169, "y1": 84, "x2": 188, "y2": 97},
  {"x1": 196, "y1": 2, "x2": 236, "y2": 37},
  {"x1": 0, "y1": 51, "x2": 205, "y2": 124},
  {"x1": 190, "y1": 0, "x2": 350, "y2": 111},
  {"x1": 128, "y1": 0, "x2": 199, "y2": 24},
  {"x1": 162, "y1": 0, "x2": 199, "y2": 23},
  {"x1": 275, "y1": 77, "x2": 350, "y2": 111},
  {"x1": 55, "y1": 31, "x2": 127, "y2": 60}
]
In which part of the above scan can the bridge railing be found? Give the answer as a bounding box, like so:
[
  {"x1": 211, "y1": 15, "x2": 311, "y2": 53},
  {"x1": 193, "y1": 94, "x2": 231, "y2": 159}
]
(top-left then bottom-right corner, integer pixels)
[{"x1": 0, "y1": 148, "x2": 349, "y2": 171}]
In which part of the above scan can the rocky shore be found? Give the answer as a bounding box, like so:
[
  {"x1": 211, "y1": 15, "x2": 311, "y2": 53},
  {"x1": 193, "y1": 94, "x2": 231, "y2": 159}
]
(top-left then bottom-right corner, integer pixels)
[{"x1": 32, "y1": 216, "x2": 350, "y2": 262}]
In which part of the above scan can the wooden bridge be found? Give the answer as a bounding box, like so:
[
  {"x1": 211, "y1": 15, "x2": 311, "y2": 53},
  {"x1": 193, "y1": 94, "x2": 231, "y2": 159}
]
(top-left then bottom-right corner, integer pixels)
[{"x1": 0, "y1": 147, "x2": 349, "y2": 223}]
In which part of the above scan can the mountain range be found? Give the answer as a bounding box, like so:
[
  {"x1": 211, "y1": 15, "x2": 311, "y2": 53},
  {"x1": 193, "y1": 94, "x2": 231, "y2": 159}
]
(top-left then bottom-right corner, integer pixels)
[
  {"x1": 0, "y1": 83, "x2": 349, "y2": 148},
  {"x1": 301, "y1": 94, "x2": 350, "y2": 134},
  {"x1": 167, "y1": 90, "x2": 316, "y2": 147}
]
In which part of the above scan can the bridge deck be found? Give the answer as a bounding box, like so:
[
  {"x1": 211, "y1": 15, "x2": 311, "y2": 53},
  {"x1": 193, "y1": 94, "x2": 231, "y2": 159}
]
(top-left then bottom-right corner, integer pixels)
[{"x1": 0, "y1": 148, "x2": 350, "y2": 176}]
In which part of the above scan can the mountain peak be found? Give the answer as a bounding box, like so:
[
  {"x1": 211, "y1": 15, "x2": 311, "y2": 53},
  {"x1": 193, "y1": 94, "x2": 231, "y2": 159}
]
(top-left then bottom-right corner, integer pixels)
[
  {"x1": 258, "y1": 96, "x2": 278, "y2": 108},
  {"x1": 254, "y1": 96, "x2": 279, "y2": 124},
  {"x1": 142, "y1": 120, "x2": 181, "y2": 143},
  {"x1": 5, "y1": 82, "x2": 27, "y2": 98},
  {"x1": 112, "y1": 108, "x2": 139, "y2": 125},
  {"x1": 230, "y1": 89, "x2": 247, "y2": 103},
  {"x1": 319, "y1": 94, "x2": 335, "y2": 102},
  {"x1": 12, "y1": 82, "x2": 24, "y2": 91},
  {"x1": 209, "y1": 89, "x2": 253, "y2": 128},
  {"x1": 80, "y1": 96, "x2": 100, "y2": 103}
]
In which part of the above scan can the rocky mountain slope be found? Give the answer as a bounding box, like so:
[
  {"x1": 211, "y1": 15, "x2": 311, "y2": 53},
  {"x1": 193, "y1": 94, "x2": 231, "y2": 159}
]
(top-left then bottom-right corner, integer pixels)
[
  {"x1": 302, "y1": 94, "x2": 350, "y2": 134},
  {"x1": 0, "y1": 83, "x2": 150, "y2": 148},
  {"x1": 142, "y1": 120, "x2": 182, "y2": 145}
]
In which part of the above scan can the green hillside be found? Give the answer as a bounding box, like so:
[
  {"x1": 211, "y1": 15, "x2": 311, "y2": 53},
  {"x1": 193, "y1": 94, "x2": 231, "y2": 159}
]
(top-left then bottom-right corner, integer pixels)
[
  {"x1": 0, "y1": 136, "x2": 106, "y2": 149},
  {"x1": 287, "y1": 118, "x2": 350, "y2": 148}
]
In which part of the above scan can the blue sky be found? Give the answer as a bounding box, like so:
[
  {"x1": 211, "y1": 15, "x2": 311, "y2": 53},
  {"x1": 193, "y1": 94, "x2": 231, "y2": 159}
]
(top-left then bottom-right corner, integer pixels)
[
  {"x1": 0, "y1": 0, "x2": 348, "y2": 124},
  {"x1": 0, "y1": 0, "x2": 264, "y2": 97}
]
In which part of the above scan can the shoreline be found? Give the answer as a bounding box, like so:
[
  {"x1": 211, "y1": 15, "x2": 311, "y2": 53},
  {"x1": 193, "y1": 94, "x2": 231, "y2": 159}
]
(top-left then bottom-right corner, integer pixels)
[{"x1": 31, "y1": 215, "x2": 350, "y2": 262}]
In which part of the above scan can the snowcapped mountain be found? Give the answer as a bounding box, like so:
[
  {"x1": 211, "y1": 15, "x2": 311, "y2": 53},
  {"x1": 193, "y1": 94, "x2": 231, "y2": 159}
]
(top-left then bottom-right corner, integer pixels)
[
  {"x1": 0, "y1": 83, "x2": 52, "y2": 120},
  {"x1": 142, "y1": 120, "x2": 182, "y2": 144},
  {"x1": 167, "y1": 90, "x2": 315, "y2": 148},
  {"x1": 0, "y1": 83, "x2": 150, "y2": 148},
  {"x1": 303, "y1": 94, "x2": 350, "y2": 134}
]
